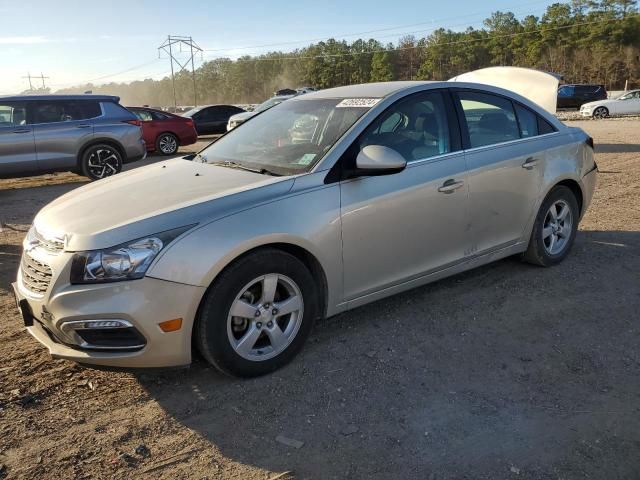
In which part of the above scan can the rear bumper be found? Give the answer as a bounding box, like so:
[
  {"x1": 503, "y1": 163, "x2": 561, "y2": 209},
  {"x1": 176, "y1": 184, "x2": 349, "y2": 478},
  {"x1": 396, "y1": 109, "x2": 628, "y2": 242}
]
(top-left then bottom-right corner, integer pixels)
[
  {"x1": 181, "y1": 130, "x2": 198, "y2": 146},
  {"x1": 13, "y1": 276, "x2": 205, "y2": 368},
  {"x1": 123, "y1": 138, "x2": 147, "y2": 163}
]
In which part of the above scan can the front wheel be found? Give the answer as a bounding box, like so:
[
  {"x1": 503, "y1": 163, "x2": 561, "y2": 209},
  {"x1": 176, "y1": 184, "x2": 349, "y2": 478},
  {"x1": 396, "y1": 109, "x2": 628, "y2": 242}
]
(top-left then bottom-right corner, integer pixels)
[
  {"x1": 592, "y1": 107, "x2": 609, "y2": 119},
  {"x1": 522, "y1": 186, "x2": 579, "y2": 267},
  {"x1": 195, "y1": 249, "x2": 319, "y2": 377},
  {"x1": 156, "y1": 133, "x2": 179, "y2": 155},
  {"x1": 80, "y1": 144, "x2": 122, "y2": 180}
]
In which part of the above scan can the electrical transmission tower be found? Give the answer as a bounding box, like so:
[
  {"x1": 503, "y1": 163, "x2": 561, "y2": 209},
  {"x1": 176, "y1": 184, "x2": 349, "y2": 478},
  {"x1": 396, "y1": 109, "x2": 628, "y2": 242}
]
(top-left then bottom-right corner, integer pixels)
[
  {"x1": 21, "y1": 72, "x2": 50, "y2": 92},
  {"x1": 158, "y1": 35, "x2": 202, "y2": 110}
]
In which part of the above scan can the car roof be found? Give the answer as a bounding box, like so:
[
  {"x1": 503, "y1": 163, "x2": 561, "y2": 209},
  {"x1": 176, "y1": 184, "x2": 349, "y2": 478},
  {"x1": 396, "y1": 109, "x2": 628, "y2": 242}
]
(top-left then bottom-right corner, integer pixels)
[
  {"x1": 0, "y1": 94, "x2": 120, "y2": 102},
  {"x1": 296, "y1": 81, "x2": 436, "y2": 100}
]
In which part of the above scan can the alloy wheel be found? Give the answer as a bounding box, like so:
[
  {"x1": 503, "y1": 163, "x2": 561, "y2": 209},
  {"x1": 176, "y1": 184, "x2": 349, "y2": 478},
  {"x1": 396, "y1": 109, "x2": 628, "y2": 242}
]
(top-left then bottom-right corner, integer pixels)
[
  {"x1": 86, "y1": 148, "x2": 120, "y2": 179},
  {"x1": 158, "y1": 134, "x2": 178, "y2": 154},
  {"x1": 593, "y1": 107, "x2": 608, "y2": 119},
  {"x1": 542, "y1": 199, "x2": 573, "y2": 255},
  {"x1": 227, "y1": 273, "x2": 304, "y2": 361}
]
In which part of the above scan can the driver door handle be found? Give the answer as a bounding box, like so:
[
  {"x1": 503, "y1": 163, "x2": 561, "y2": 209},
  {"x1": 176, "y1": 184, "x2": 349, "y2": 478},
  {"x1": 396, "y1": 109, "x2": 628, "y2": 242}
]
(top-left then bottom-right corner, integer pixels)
[
  {"x1": 438, "y1": 179, "x2": 465, "y2": 193},
  {"x1": 12, "y1": 129, "x2": 31, "y2": 134},
  {"x1": 522, "y1": 157, "x2": 539, "y2": 169},
  {"x1": 76, "y1": 124, "x2": 92, "y2": 129}
]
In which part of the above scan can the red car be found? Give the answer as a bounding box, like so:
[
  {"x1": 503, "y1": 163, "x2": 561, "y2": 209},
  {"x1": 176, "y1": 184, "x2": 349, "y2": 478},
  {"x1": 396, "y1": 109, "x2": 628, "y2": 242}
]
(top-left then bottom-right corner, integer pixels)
[{"x1": 127, "y1": 107, "x2": 198, "y2": 156}]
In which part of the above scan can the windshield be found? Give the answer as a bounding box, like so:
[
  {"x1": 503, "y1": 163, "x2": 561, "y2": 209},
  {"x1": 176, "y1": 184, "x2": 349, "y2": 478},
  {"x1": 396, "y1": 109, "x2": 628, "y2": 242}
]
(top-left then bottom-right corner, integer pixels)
[
  {"x1": 255, "y1": 96, "x2": 289, "y2": 113},
  {"x1": 182, "y1": 107, "x2": 203, "y2": 117},
  {"x1": 618, "y1": 91, "x2": 639, "y2": 100},
  {"x1": 195, "y1": 98, "x2": 375, "y2": 175}
]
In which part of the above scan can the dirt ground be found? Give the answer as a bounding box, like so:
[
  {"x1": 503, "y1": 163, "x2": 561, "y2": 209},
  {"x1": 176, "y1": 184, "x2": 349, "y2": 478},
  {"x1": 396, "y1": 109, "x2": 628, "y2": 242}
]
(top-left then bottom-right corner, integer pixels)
[{"x1": 0, "y1": 121, "x2": 639, "y2": 480}]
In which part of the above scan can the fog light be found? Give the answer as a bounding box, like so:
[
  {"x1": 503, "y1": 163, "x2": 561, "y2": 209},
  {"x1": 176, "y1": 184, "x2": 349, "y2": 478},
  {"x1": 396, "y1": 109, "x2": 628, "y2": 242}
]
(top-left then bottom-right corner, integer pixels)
[{"x1": 83, "y1": 320, "x2": 130, "y2": 329}]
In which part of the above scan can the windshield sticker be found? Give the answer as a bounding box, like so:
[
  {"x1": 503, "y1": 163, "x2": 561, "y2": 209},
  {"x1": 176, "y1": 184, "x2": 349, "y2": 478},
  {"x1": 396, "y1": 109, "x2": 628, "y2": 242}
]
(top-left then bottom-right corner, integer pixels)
[
  {"x1": 297, "y1": 153, "x2": 317, "y2": 165},
  {"x1": 336, "y1": 98, "x2": 381, "y2": 108}
]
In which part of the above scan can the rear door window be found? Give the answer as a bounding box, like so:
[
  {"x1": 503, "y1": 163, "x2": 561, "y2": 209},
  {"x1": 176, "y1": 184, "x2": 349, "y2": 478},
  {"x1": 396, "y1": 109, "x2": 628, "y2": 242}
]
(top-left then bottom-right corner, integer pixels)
[
  {"x1": 456, "y1": 91, "x2": 520, "y2": 148},
  {"x1": 34, "y1": 100, "x2": 101, "y2": 124},
  {"x1": 132, "y1": 109, "x2": 153, "y2": 121}
]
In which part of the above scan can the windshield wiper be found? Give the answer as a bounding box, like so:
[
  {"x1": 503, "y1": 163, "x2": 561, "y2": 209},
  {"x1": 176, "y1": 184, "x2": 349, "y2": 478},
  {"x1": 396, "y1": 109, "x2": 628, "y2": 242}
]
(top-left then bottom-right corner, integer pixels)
[{"x1": 209, "y1": 160, "x2": 282, "y2": 177}]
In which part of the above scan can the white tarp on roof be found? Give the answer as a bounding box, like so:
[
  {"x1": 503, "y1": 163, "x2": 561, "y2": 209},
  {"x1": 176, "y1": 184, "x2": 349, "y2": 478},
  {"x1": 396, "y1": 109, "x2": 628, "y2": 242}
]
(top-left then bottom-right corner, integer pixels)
[{"x1": 449, "y1": 66, "x2": 559, "y2": 114}]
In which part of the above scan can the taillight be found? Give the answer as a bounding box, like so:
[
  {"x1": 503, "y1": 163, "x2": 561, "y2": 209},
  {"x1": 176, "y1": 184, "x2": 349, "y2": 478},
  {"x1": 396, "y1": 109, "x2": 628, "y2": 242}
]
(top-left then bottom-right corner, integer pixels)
[
  {"x1": 185, "y1": 119, "x2": 194, "y2": 127},
  {"x1": 124, "y1": 119, "x2": 142, "y2": 127}
]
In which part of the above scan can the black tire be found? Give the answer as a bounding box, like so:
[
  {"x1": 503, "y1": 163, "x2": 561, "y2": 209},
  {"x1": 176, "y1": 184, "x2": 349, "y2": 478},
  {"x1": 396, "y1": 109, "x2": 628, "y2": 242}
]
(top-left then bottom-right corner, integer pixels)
[
  {"x1": 80, "y1": 144, "x2": 123, "y2": 180},
  {"x1": 155, "y1": 133, "x2": 179, "y2": 155},
  {"x1": 522, "y1": 185, "x2": 580, "y2": 267},
  {"x1": 195, "y1": 249, "x2": 319, "y2": 377},
  {"x1": 593, "y1": 106, "x2": 609, "y2": 119}
]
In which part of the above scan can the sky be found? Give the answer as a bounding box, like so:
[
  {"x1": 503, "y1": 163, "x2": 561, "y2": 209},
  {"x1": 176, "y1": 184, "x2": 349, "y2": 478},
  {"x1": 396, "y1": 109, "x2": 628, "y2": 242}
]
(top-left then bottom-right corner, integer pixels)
[{"x1": 0, "y1": 0, "x2": 561, "y2": 94}]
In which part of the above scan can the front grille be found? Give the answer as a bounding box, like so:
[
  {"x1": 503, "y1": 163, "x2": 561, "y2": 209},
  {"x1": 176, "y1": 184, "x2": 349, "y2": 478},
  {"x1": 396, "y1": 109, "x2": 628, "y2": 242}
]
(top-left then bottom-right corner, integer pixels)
[
  {"x1": 21, "y1": 253, "x2": 53, "y2": 296},
  {"x1": 34, "y1": 229, "x2": 64, "y2": 253}
]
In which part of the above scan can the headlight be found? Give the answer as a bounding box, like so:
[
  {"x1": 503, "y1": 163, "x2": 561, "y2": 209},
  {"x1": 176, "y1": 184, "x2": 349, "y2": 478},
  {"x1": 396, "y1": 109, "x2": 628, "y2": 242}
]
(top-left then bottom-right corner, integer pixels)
[{"x1": 70, "y1": 226, "x2": 193, "y2": 284}]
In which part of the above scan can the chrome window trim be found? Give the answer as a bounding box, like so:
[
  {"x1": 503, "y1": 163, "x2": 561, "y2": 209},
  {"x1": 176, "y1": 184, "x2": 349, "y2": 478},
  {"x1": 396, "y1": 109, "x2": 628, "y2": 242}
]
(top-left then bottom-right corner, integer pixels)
[{"x1": 461, "y1": 131, "x2": 563, "y2": 155}]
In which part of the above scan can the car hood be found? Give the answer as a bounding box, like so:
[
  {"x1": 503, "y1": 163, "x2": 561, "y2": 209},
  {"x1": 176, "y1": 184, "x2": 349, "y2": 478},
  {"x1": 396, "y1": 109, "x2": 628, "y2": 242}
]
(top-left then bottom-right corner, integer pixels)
[
  {"x1": 33, "y1": 158, "x2": 293, "y2": 251},
  {"x1": 229, "y1": 111, "x2": 257, "y2": 122}
]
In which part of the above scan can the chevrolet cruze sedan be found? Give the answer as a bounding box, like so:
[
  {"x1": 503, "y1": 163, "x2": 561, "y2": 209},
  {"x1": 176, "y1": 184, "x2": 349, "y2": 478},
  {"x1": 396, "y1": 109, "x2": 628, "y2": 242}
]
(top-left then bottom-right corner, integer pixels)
[{"x1": 13, "y1": 80, "x2": 597, "y2": 377}]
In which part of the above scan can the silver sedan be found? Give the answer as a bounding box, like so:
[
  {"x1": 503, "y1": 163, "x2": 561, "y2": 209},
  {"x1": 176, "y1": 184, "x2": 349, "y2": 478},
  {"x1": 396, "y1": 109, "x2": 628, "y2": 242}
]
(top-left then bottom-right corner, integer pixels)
[{"x1": 14, "y1": 80, "x2": 597, "y2": 377}]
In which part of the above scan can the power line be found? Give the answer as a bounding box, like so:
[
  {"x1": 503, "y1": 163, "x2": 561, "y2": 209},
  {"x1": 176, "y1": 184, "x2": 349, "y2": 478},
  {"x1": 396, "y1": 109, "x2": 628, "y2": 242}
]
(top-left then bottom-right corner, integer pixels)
[
  {"x1": 48, "y1": 59, "x2": 162, "y2": 87},
  {"x1": 214, "y1": 13, "x2": 640, "y2": 64},
  {"x1": 202, "y1": 0, "x2": 553, "y2": 53}
]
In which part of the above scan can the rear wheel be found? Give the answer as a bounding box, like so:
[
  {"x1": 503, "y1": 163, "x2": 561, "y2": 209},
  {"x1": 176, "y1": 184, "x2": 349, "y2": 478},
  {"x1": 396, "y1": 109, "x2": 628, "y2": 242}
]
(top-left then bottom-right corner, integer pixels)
[
  {"x1": 196, "y1": 249, "x2": 318, "y2": 377},
  {"x1": 592, "y1": 107, "x2": 608, "y2": 119},
  {"x1": 80, "y1": 144, "x2": 122, "y2": 180},
  {"x1": 156, "y1": 133, "x2": 179, "y2": 155},
  {"x1": 523, "y1": 186, "x2": 579, "y2": 266}
]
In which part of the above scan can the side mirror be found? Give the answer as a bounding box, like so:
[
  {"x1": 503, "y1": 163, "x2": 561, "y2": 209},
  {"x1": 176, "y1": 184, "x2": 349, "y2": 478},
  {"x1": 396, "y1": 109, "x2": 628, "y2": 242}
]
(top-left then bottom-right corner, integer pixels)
[{"x1": 348, "y1": 145, "x2": 407, "y2": 178}]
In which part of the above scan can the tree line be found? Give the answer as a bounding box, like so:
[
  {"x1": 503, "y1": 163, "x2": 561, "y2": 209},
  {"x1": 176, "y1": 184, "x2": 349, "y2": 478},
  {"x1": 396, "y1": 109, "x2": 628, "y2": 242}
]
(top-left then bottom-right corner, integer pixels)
[{"x1": 55, "y1": 0, "x2": 640, "y2": 106}]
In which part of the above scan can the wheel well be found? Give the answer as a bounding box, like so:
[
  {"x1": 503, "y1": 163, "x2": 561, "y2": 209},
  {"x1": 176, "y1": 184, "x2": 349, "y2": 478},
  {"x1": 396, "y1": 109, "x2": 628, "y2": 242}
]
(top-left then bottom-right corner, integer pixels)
[
  {"x1": 77, "y1": 139, "x2": 125, "y2": 167},
  {"x1": 197, "y1": 243, "x2": 329, "y2": 323},
  {"x1": 556, "y1": 179, "x2": 583, "y2": 215}
]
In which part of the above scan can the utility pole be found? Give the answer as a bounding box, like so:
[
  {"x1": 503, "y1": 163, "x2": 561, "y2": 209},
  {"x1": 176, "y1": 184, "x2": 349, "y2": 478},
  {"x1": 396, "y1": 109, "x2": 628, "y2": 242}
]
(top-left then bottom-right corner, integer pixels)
[
  {"x1": 22, "y1": 73, "x2": 34, "y2": 91},
  {"x1": 39, "y1": 72, "x2": 50, "y2": 89},
  {"x1": 158, "y1": 35, "x2": 202, "y2": 110}
]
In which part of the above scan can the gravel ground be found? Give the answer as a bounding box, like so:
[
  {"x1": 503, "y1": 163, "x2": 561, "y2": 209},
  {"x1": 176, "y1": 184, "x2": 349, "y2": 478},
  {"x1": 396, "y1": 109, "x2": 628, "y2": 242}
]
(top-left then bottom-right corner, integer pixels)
[{"x1": 0, "y1": 121, "x2": 639, "y2": 479}]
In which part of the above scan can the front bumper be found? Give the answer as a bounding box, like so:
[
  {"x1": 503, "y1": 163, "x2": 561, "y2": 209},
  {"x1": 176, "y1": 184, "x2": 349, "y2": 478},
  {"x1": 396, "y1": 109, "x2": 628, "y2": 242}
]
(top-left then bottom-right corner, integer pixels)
[{"x1": 13, "y1": 272, "x2": 205, "y2": 368}]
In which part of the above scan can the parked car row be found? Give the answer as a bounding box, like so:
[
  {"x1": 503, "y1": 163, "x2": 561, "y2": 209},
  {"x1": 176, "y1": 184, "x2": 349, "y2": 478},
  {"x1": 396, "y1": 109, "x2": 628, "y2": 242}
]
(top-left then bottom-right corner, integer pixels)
[
  {"x1": 557, "y1": 83, "x2": 640, "y2": 118},
  {"x1": 0, "y1": 95, "x2": 252, "y2": 179}
]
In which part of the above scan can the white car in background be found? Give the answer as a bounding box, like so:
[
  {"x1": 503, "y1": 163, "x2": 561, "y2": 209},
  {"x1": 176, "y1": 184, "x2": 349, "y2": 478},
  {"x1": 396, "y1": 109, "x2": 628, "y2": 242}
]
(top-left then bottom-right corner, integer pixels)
[
  {"x1": 227, "y1": 95, "x2": 295, "y2": 131},
  {"x1": 580, "y1": 89, "x2": 640, "y2": 118}
]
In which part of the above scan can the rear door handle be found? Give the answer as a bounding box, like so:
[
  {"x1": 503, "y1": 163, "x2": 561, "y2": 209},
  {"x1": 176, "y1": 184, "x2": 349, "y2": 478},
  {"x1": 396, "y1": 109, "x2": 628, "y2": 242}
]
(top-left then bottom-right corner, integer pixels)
[
  {"x1": 438, "y1": 179, "x2": 465, "y2": 193},
  {"x1": 522, "y1": 157, "x2": 539, "y2": 169},
  {"x1": 76, "y1": 124, "x2": 91, "y2": 129},
  {"x1": 12, "y1": 129, "x2": 31, "y2": 134}
]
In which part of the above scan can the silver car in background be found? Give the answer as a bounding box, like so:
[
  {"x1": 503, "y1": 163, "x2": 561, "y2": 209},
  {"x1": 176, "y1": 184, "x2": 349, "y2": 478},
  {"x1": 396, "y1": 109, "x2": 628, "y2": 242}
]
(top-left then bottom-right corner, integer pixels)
[
  {"x1": 13, "y1": 80, "x2": 597, "y2": 377},
  {"x1": 0, "y1": 95, "x2": 146, "y2": 180}
]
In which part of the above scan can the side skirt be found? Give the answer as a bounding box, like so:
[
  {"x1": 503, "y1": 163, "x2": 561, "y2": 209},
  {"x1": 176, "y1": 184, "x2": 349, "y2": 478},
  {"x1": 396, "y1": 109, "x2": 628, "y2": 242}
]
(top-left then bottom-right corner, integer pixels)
[{"x1": 335, "y1": 242, "x2": 528, "y2": 313}]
